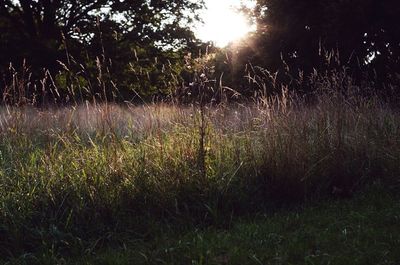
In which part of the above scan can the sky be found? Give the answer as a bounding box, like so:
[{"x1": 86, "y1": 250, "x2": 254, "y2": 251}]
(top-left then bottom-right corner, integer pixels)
[{"x1": 196, "y1": 0, "x2": 256, "y2": 47}]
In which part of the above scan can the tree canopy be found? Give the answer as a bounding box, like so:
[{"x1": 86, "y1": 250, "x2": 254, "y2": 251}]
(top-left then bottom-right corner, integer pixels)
[
  {"x1": 221, "y1": 0, "x2": 400, "y2": 93},
  {"x1": 0, "y1": 0, "x2": 204, "y2": 102},
  {"x1": 1, "y1": 0, "x2": 399, "y2": 103}
]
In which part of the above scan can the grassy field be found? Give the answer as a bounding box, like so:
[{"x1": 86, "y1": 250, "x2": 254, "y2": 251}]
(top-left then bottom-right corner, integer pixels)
[
  {"x1": 3, "y1": 185, "x2": 399, "y2": 265},
  {"x1": 61, "y1": 187, "x2": 400, "y2": 265},
  {"x1": 0, "y1": 90, "x2": 400, "y2": 264}
]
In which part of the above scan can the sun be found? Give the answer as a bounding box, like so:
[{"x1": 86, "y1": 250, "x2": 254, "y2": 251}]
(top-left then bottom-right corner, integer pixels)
[{"x1": 197, "y1": 0, "x2": 256, "y2": 47}]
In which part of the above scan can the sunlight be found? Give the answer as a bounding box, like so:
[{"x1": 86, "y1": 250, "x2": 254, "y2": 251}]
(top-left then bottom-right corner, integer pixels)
[{"x1": 197, "y1": 0, "x2": 256, "y2": 47}]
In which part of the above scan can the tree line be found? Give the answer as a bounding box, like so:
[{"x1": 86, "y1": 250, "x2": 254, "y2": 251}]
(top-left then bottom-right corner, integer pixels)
[
  {"x1": 0, "y1": 0, "x2": 399, "y2": 104},
  {"x1": 222, "y1": 0, "x2": 400, "y2": 97}
]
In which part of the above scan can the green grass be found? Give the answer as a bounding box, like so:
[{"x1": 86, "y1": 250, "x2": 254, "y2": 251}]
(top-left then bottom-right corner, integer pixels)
[
  {"x1": 4, "y1": 186, "x2": 400, "y2": 264},
  {"x1": 0, "y1": 91, "x2": 400, "y2": 263}
]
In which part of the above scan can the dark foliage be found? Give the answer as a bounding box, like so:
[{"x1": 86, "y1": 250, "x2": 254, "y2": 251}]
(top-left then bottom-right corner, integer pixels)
[
  {"x1": 1, "y1": 0, "x2": 399, "y2": 103},
  {"x1": 0, "y1": 0, "x2": 204, "y2": 103},
  {"x1": 217, "y1": 0, "x2": 400, "y2": 96}
]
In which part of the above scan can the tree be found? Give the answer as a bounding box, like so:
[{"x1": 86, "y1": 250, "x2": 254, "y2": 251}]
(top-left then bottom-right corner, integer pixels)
[
  {"x1": 0, "y1": 0, "x2": 203, "y2": 65},
  {"x1": 0, "y1": 0, "x2": 109, "y2": 68},
  {"x1": 0, "y1": 0, "x2": 204, "y2": 102},
  {"x1": 220, "y1": 0, "x2": 400, "y2": 94}
]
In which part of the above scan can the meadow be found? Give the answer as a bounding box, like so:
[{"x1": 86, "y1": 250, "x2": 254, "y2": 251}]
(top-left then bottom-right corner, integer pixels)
[
  {"x1": 0, "y1": 81, "x2": 400, "y2": 264},
  {"x1": 1, "y1": 0, "x2": 399, "y2": 263}
]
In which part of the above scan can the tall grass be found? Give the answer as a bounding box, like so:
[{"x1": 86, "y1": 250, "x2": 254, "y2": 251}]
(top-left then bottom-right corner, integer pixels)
[
  {"x1": 1, "y1": 80, "x2": 400, "y2": 258},
  {"x1": 1, "y1": 47, "x2": 400, "y2": 259}
]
